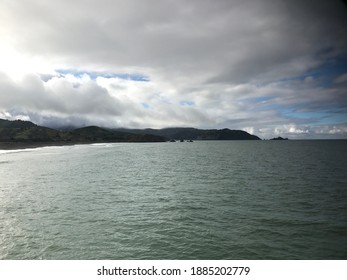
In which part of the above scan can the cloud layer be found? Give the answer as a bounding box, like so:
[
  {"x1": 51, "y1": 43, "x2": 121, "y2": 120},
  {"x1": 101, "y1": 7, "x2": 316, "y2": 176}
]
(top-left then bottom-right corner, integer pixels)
[{"x1": 1, "y1": 0, "x2": 347, "y2": 138}]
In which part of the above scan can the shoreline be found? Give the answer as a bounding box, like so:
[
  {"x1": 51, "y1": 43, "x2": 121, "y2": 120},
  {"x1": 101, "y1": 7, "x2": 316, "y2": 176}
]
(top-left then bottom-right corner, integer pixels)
[
  {"x1": 0, "y1": 141, "x2": 86, "y2": 150},
  {"x1": 0, "y1": 139, "x2": 168, "y2": 151},
  {"x1": 0, "y1": 141, "x2": 146, "y2": 151}
]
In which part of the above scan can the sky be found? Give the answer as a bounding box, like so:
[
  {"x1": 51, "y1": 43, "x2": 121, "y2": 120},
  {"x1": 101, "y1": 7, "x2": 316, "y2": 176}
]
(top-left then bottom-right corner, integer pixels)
[{"x1": 0, "y1": 0, "x2": 347, "y2": 139}]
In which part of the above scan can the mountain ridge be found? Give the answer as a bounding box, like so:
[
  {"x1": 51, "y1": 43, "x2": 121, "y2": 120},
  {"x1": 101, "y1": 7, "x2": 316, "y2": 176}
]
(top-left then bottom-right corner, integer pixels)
[
  {"x1": 0, "y1": 119, "x2": 166, "y2": 148},
  {"x1": 0, "y1": 118, "x2": 261, "y2": 149},
  {"x1": 116, "y1": 127, "x2": 261, "y2": 140}
]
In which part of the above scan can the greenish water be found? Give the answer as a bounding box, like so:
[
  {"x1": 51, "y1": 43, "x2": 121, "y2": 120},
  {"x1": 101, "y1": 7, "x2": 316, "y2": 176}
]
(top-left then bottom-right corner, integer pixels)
[{"x1": 0, "y1": 140, "x2": 346, "y2": 259}]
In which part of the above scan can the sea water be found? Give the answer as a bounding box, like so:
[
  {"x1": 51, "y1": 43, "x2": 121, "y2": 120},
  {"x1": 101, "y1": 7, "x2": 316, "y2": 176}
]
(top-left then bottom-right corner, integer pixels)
[{"x1": 0, "y1": 140, "x2": 346, "y2": 259}]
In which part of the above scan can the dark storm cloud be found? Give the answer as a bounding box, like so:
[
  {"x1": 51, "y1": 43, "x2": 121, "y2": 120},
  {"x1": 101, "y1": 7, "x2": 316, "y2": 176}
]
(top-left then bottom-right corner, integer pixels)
[{"x1": 5, "y1": 0, "x2": 345, "y2": 82}]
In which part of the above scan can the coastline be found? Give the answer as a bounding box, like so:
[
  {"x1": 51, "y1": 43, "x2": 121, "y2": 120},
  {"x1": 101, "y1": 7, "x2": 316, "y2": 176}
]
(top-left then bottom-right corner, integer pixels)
[
  {"x1": 0, "y1": 139, "x2": 166, "y2": 151},
  {"x1": 0, "y1": 141, "x2": 83, "y2": 150},
  {"x1": 0, "y1": 141, "x2": 142, "y2": 151}
]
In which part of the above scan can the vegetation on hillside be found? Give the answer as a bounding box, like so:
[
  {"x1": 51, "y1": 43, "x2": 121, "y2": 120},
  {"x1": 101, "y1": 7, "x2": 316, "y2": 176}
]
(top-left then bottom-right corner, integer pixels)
[
  {"x1": 0, "y1": 119, "x2": 166, "y2": 143},
  {"x1": 0, "y1": 119, "x2": 261, "y2": 150}
]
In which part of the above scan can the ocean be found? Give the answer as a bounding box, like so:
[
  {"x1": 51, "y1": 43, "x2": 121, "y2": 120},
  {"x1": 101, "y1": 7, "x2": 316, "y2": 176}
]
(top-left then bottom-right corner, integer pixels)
[{"x1": 0, "y1": 140, "x2": 346, "y2": 259}]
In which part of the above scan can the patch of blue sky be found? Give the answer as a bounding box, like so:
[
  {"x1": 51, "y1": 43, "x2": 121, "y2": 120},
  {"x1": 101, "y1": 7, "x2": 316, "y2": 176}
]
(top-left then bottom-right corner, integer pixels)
[
  {"x1": 253, "y1": 104, "x2": 273, "y2": 112},
  {"x1": 242, "y1": 96, "x2": 275, "y2": 103},
  {"x1": 282, "y1": 109, "x2": 347, "y2": 125},
  {"x1": 277, "y1": 55, "x2": 347, "y2": 87},
  {"x1": 142, "y1": 102, "x2": 150, "y2": 109},
  {"x1": 318, "y1": 114, "x2": 347, "y2": 125},
  {"x1": 55, "y1": 69, "x2": 150, "y2": 82},
  {"x1": 252, "y1": 102, "x2": 330, "y2": 124},
  {"x1": 317, "y1": 108, "x2": 347, "y2": 124},
  {"x1": 282, "y1": 110, "x2": 326, "y2": 120},
  {"x1": 179, "y1": 100, "x2": 195, "y2": 106},
  {"x1": 307, "y1": 56, "x2": 347, "y2": 86},
  {"x1": 249, "y1": 96, "x2": 287, "y2": 112}
]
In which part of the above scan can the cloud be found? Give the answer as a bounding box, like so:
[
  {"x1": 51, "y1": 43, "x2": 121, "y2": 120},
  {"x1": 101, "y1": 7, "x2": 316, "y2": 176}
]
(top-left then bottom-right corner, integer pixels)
[
  {"x1": 0, "y1": 0, "x2": 347, "y2": 138},
  {"x1": 334, "y1": 73, "x2": 347, "y2": 84},
  {"x1": 0, "y1": 73, "x2": 124, "y2": 123}
]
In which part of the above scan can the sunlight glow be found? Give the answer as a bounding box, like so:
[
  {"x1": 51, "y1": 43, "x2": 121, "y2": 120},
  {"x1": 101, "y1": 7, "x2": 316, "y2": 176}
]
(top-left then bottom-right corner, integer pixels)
[{"x1": 0, "y1": 46, "x2": 55, "y2": 80}]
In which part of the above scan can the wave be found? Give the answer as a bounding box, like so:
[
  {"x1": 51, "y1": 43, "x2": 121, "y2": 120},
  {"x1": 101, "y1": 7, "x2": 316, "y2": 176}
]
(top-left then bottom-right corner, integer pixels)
[{"x1": 0, "y1": 148, "x2": 40, "y2": 154}]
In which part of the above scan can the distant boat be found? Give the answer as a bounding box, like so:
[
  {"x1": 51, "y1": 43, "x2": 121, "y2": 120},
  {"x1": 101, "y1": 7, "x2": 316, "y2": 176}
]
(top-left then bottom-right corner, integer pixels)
[{"x1": 180, "y1": 139, "x2": 184, "y2": 142}]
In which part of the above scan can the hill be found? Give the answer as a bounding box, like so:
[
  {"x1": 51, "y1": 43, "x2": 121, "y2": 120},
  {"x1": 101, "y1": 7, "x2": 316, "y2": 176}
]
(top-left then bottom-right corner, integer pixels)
[
  {"x1": 0, "y1": 119, "x2": 166, "y2": 149},
  {"x1": 270, "y1": 136, "x2": 289, "y2": 140},
  {"x1": 0, "y1": 119, "x2": 58, "y2": 142},
  {"x1": 117, "y1": 127, "x2": 261, "y2": 140},
  {"x1": 0, "y1": 119, "x2": 261, "y2": 149}
]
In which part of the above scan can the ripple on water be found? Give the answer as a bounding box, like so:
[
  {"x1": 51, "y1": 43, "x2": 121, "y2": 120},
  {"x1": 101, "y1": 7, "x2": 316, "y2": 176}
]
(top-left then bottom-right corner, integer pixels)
[{"x1": 0, "y1": 141, "x2": 346, "y2": 259}]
